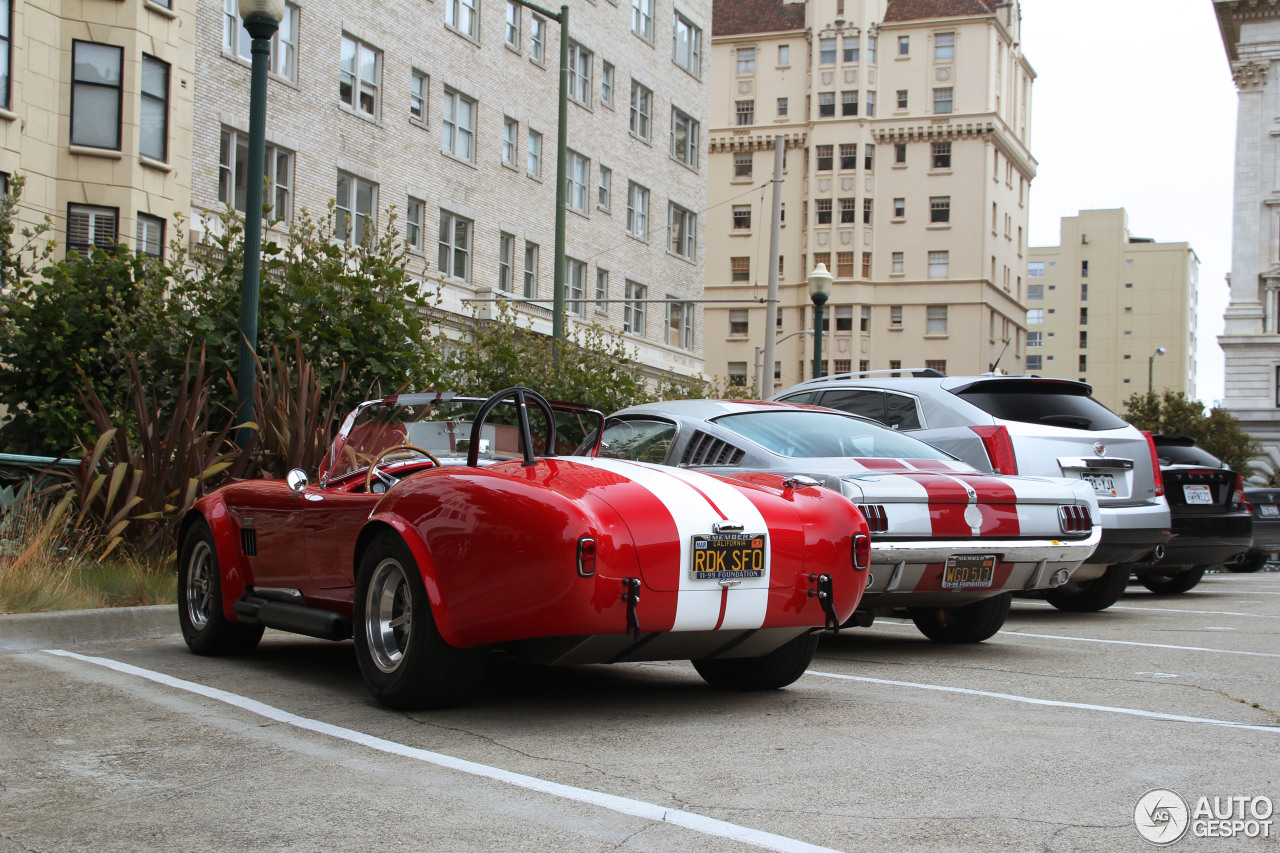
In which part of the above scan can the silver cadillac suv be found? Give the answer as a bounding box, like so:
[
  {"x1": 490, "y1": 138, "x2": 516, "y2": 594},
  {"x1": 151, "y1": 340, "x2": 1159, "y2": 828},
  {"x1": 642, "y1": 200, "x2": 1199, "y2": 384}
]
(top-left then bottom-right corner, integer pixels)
[{"x1": 773, "y1": 370, "x2": 1171, "y2": 612}]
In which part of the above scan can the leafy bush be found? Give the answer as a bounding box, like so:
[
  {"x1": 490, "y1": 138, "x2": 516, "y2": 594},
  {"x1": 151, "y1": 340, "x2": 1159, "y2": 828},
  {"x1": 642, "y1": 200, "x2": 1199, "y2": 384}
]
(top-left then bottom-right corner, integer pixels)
[{"x1": 1123, "y1": 390, "x2": 1262, "y2": 476}]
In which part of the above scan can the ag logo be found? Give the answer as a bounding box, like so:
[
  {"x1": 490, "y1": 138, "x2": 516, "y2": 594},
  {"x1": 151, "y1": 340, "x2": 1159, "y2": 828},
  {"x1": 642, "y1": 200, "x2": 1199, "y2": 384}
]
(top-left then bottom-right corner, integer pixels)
[{"x1": 1135, "y1": 789, "x2": 1190, "y2": 845}]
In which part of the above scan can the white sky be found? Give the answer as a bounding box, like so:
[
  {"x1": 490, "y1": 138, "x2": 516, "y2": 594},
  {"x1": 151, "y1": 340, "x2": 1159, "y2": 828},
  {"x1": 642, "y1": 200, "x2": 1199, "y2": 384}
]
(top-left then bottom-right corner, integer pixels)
[{"x1": 1019, "y1": 0, "x2": 1236, "y2": 406}]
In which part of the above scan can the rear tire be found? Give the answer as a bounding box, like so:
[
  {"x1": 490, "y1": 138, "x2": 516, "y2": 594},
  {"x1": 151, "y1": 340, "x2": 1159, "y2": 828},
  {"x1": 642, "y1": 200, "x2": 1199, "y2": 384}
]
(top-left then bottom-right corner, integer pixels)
[
  {"x1": 693, "y1": 633, "x2": 818, "y2": 691},
  {"x1": 178, "y1": 519, "x2": 264, "y2": 656},
  {"x1": 910, "y1": 593, "x2": 1011, "y2": 643},
  {"x1": 1230, "y1": 553, "x2": 1269, "y2": 574},
  {"x1": 354, "y1": 533, "x2": 488, "y2": 710},
  {"x1": 1044, "y1": 565, "x2": 1130, "y2": 612},
  {"x1": 1139, "y1": 567, "x2": 1205, "y2": 595}
]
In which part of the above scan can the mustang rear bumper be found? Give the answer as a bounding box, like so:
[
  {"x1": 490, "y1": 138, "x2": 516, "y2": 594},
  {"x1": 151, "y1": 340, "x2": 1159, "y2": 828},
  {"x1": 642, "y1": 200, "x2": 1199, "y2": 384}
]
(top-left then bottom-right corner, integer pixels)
[{"x1": 858, "y1": 527, "x2": 1101, "y2": 611}]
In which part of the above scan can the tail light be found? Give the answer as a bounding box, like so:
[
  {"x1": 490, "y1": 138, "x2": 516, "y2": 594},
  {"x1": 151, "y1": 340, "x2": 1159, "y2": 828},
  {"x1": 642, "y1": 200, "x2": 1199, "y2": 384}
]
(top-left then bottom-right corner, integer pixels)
[
  {"x1": 576, "y1": 537, "x2": 597, "y2": 577},
  {"x1": 970, "y1": 425, "x2": 1018, "y2": 475},
  {"x1": 852, "y1": 533, "x2": 871, "y2": 571},
  {"x1": 1058, "y1": 505, "x2": 1093, "y2": 534},
  {"x1": 857, "y1": 504, "x2": 888, "y2": 533},
  {"x1": 1233, "y1": 476, "x2": 1245, "y2": 511},
  {"x1": 1140, "y1": 430, "x2": 1165, "y2": 497}
]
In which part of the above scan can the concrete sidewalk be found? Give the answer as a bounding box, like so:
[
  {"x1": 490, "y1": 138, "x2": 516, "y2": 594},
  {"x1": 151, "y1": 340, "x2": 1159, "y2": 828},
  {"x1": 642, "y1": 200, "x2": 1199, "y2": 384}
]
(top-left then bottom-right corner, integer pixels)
[{"x1": 0, "y1": 604, "x2": 177, "y2": 650}]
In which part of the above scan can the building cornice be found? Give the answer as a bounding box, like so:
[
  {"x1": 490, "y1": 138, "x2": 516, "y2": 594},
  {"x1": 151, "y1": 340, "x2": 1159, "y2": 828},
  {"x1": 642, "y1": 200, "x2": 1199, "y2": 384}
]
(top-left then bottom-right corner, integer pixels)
[
  {"x1": 873, "y1": 118, "x2": 1037, "y2": 180},
  {"x1": 709, "y1": 131, "x2": 808, "y2": 153},
  {"x1": 1216, "y1": 0, "x2": 1280, "y2": 64}
]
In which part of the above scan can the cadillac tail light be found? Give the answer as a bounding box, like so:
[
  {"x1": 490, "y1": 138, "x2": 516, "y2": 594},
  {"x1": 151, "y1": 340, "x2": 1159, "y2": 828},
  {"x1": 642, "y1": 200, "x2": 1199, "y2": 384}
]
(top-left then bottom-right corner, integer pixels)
[
  {"x1": 1140, "y1": 430, "x2": 1165, "y2": 497},
  {"x1": 1058, "y1": 505, "x2": 1093, "y2": 534},
  {"x1": 852, "y1": 533, "x2": 871, "y2": 571},
  {"x1": 857, "y1": 504, "x2": 888, "y2": 533},
  {"x1": 576, "y1": 537, "x2": 597, "y2": 577},
  {"x1": 969, "y1": 425, "x2": 1019, "y2": 475}
]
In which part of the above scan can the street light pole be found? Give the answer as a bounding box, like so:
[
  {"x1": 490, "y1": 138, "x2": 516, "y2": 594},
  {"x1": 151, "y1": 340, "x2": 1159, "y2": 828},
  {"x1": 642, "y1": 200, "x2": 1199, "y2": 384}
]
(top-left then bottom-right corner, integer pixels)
[
  {"x1": 808, "y1": 262, "x2": 833, "y2": 380},
  {"x1": 1148, "y1": 345, "x2": 1166, "y2": 394},
  {"x1": 235, "y1": 0, "x2": 284, "y2": 449},
  {"x1": 755, "y1": 329, "x2": 814, "y2": 394}
]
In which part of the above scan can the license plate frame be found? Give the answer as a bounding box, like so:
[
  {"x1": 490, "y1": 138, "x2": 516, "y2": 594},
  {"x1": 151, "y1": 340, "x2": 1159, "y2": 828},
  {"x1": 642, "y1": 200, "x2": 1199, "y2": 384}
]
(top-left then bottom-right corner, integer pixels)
[
  {"x1": 1183, "y1": 484, "x2": 1214, "y2": 505},
  {"x1": 690, "y1": 533, "x2": 767, "y2": 581},
  {"x1": 1080, "y1": 472, "x2": 1117, "y2": 495},
  {"x1": 941, "y1": 554, "x2": 997, "y2": 589}
]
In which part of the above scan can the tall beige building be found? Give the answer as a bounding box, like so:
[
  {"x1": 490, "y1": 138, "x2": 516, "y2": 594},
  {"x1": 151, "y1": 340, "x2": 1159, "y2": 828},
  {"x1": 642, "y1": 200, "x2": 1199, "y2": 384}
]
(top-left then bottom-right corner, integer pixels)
[
  {"x1": 705, "y1": 0, "x2": 1034, "y2": 391},
  {"x1": 193, "y1": 0, "x2": 710, "y2": 381},
  {"x1": 0, "y1": 0, "x2": 194, "y2": 258},
  {"x1": 1027, "y1": 209, "x2": 1198, "y2": 413}
]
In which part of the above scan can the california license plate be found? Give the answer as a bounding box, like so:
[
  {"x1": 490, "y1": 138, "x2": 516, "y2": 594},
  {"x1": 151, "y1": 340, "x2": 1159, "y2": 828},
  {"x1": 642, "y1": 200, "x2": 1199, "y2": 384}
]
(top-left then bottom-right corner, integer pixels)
[
  {"x1": 691, "y1": 533, "x2": 766, "y2": 581},
  {"x1": 942, "y1": 554, "x2": 997, "y2": 589},
  {"x1": 1080, "y1": 472, "x2": 1116, "y2": 495},
  {"x1": 1183, "y1": 484, "x2": 1214, "y2": 505},
  {"x1": 1262, "y1": 505, "x2": 1279, "y2": 518}
]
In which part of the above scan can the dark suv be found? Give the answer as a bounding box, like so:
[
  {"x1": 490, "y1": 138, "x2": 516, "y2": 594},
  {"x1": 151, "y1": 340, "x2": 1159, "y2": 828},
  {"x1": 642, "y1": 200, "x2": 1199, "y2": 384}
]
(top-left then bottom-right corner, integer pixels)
[{"x1": 774, "y1": 371, "x2": 1171, "y2": 612}]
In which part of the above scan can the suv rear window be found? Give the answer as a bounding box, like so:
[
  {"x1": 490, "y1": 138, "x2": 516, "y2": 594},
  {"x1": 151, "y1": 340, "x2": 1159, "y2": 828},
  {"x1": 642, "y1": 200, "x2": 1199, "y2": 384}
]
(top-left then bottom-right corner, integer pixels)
[{"x1": 951, "y1": 379, "x2": 1128, "y2": 432}]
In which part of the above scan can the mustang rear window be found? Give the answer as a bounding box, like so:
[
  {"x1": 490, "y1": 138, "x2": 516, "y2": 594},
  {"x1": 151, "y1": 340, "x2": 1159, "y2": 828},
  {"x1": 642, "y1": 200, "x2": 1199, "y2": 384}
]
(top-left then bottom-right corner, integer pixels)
[
  {"x1": 713, "y1": 411, "x2": 951, "y2": 460},
  {"x1": 952, "y1": 380, "x2": 1128, "y2": 432}
]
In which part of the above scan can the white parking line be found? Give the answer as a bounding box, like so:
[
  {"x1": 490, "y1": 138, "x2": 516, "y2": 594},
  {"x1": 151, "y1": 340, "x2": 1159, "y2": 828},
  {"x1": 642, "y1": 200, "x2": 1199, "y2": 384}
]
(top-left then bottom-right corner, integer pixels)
[
  {"x1": 1020, "y1": 600, "x2": 1280, "y2": 619},
  {"x1": 807, "y1": 670, "x2": 1279, "y2": 733},
  {"x1": 43, "y1": 650, "x2": 843, "y2": 853}
]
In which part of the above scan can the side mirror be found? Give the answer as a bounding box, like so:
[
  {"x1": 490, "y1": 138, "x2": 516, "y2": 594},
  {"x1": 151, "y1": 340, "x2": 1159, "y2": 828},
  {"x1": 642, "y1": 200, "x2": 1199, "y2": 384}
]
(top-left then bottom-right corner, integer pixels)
[{"x1": 286, "y1": 469, "x2": 309, "y2": 493}]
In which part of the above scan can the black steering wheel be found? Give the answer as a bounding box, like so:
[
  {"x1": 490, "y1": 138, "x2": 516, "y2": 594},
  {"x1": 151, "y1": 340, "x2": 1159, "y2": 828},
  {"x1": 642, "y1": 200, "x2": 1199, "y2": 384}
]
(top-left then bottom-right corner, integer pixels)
[{"x1": 468, "y1": 387, "x2": 557, "y2": 467}]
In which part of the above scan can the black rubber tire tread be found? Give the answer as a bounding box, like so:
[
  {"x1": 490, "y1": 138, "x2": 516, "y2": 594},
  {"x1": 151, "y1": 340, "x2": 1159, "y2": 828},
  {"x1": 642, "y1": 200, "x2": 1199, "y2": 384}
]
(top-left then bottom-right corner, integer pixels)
[
  {"x1": 1230, "y1": 553, "x2": 1269, "y2": 573},
  {"x1": 177, "y1": 519, "x2": 264, "y2": 656},
  {"x1": 354, "y1": 532, "x2": 488, "y2": 710},
  {"x1": 1139, "y1": 567, "x2": 1206, "y2": 595},
  {"x1": 692, "y1": 632, "x2": 818, "y2": 691},
  {"x1": 1043, "y1": 565, "x2": 1130, "y2": 612},
  {"x1": 909, "y1": 592, "x2": 1012, "y2": 643}
]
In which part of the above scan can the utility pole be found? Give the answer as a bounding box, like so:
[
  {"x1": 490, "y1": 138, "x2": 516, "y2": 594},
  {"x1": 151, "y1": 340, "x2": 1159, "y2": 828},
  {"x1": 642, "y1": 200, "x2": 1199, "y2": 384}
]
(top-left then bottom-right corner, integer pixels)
[{"x1": 760, "y1": 135, "x2": 784, "y2": 399}]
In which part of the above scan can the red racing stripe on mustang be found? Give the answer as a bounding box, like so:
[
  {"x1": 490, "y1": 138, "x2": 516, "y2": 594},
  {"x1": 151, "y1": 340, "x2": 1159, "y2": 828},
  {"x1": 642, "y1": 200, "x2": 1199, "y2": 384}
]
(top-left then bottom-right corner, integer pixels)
[
  {"x1": 901, "y1": 473, "x2": 973, "y2": 537},
  {"x1": 953, "y1": 475, "x2": 1021, "y2": 536},
  {"x1": 854, "y1": 458, "x2": 913, "y2": 472}
]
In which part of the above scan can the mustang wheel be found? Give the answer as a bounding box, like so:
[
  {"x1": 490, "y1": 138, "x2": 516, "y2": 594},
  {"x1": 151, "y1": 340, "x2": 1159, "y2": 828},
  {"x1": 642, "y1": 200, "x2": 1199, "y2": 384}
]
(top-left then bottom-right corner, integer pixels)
[
  {"x1": 1139, "y1": 567, "x2": 1205, "y2": 595},
  {"x1": 177, "y1": 519, "x2": 263, "y2": 655},
  {"x1": 910, "y1": 593, "x2": 1011, "y2": 643},
  {"x1": 355, "y1": 533, "x2": 487, "y2": 710},
  {"x1": 692, "y1": 632, "x2": 818, "y2": 691},
  {"x1": 1043, "y1": 564, "x2": 1130, "y2": 612},
  {"x1": 1230, "y1": 553, "x2": 1269, "y2": 573}
]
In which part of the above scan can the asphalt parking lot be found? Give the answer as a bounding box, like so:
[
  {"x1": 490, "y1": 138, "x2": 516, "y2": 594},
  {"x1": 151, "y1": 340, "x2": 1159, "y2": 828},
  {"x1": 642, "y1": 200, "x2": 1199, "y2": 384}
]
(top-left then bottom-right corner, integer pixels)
[{"x1": 2, "y1": 571, "x2": 1278, "y2": 853}]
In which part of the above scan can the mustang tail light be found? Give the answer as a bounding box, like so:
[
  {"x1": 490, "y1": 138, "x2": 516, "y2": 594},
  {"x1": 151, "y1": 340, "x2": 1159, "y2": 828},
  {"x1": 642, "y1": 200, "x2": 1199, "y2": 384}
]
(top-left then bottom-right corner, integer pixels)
[
  {"x1": 970, "y1": 425, "x2": 1018, "y2": 475},
  {"x1": 576, "y1": 537, "x2": 597, "y2": 577},
  {"x1": 857, "y1": 504, "x2": 888, "y2": 533},
  {"x1": 1140, "y1": 430, "x2": 1165, "y2": 497},
  {"x1": 1058, "y1": 505, "x2": 1093, "y2": 534},
  {"x1": 852, "y1": 533, "x2": 871, "y2": 571}
]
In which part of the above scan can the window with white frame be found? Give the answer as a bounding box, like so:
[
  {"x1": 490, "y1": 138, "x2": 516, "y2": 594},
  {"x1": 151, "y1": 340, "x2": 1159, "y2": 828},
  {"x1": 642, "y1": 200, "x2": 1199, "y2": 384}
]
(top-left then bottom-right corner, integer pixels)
[
  {"x1": 524, "y1": 242, "x2": 539, "y2": 296},
  {"x1": 633, "y1": 0, "x2": 654, "y2": 40},
  {"x1": 733, "y1": 204, "x2": 751, "y2": 230},
  {"x1": 1027, "y1": 308, "x2": 1044, "y2": 324},
  {"x1": 406, "y1": 196, "x2": 424, "y2": 251},
  {"x1": 778, "y1": 44, "x2": 790, "y2": 65},
  {"x1": 737, "y1": 46, "x2": 756, "y2": 74},
  {"x1": 527, "y1": 129, "x2": 543, "y2": 177},
  {"x1": 898, "y1": 35, "x2": 909, "y2": 55},
  {"x1": 891, "y1": 305, "x2": 903, "y2": 324},
  {"x1": 935, "y1": 32, "x2": 955, "y2": 61},
  {"x1": 437, "y1": 210, "x2": 472, "y2": 281},
  {"x1": 627, "y1": 182, "x2": 649, "y2": 239},
  {"x1": 595, "y1": 268, "x2": 609, "y2": 314},
  {"x1": 865, "y1": 90, "x2": 875, "y2": 116},
  {"x1": 671, "y1": 107, "x2": 699, "y2": 168},
  {"x1": 835, "y1": 305, "x2": 853, "y2": 331},
  {"x1": 598, "y1": 165, "x2": 612, "y2": 211},
  {"x1": 505, "y1": 1, "x2": 520, "y2": 49},
  {"x1": 335, "y1": 171, "x2": 378, "y2": 245},
  {"x1": 667, "y1": 299, "x2": 693, "y2": 349},
  {"x1": 843, "y1": 35, "x2": 859, "y2": 62},
  {"x1": 567, "y1": 150, "x2": 589, "y2": 213},
  {"x1": 867, "y1": 36, "x2": 877, "y2": 62},
  {"x1": 567, "y1": 257, "x2": 586, "y2": 315},
  {"x1": 819, "y1": 37, "x2": 836, "y2": 64},
  {"x1": 67, "y1": 204, "x2": 117, "y2": 255},
  {"x1": 497, "y1": 232, "x2": 515, "y2": 292},
  {"x1": 139, "y1": 54, "x2": 169, "y2": 162},
  {"x1": 1027, "y1": 331, "x2": 1042, "y2": 347},
  {"x1": 218, "y1": 127, "x2": 294, "y2": 222},
  {"x1": 624, "y1": 280, "x2": 647, "y2": 334},
  {"x1": 933, "y1": 87, "x2": 953, "y2": 114},
  {"x1": 601, "y1": 62, "x2": 614, "y2": 107},
  {"x1": 930, "y1": 196, "x2": 950, "y2": 223},
  {"x1": 568, "y1": 41, "x2": 592, "y2": 105},
  {"x1": 1026, "y1": 354, "x2": 1042, "y2": 371},
  {"x1": 502, "y1": 116, "x2": 518, "y2": 167},
  {"x1": 728, "y1": 362, "x2": 747, "y2": 387},
  {"x1": 446, "y1": 0, "x2": 478, "y2": 39},
  {"x1": 736, "y1": 100, "x2": 754, "y2": 125},
  {"x1": 71, "y1": 41, "x2": 122, "y2": 150},
  {"x1": 892, "y1": 252, "x2": 904, "y2": 273},
  {"x1": 673, "y1": 11, "x2": 701, "y2": 76},
  {"x1": 842, "y1": 90, "x2": 858, "y2": 116},
  {"x1": 928, "y1": 250, "x2": 949, "y2": 278},
  {"x1": 1027, "y1": 283, "x2": 1044, "y2": 299},
  {"x1": 410, "y1": 69, "x2": 428, "y2": 124},
  {"x1": 777, "y1": 97, "x2": 788, "y2": 117},
  {"x1": 897, "y1": 89, "x2": 907, "y2": 109},
  {"x1": 443, "y1": 87, "x2": 476, "y2": 162},
  {"x1": 0, "y1": 0, "x2": 9, "y2": 110},
  {"x1": 926, "y1": 305, "x2": 947, "y2": 333},
  {"x1": 339, "y1": 35, "x2": 381, "y2": 119},
  {"x1": 630, "y1": 80, "x2": 652, "y2": 140},
  {"x1": 136, "y1": 213, "x2": 164, "y2": 259},
  {"x1": 729, "y1": 309, "x2": 749, "y2": 335},
  {"x1": 932, "y1": 141, "x2": 951, "y2": 168},
  {"x1": 734, "y1": 152, "x2": 752, "y2": 179},
  {"x1": 530, "y1": 15, "x2": 545, "y2": 62},
  {"x1": 818, "y1": 91, "x2": 835, "y2": 118},
  {"x1": 1028, "y1": 261, "x2": 1045, "y2": 277},
  {"x1": 223, "y1": 0, "x2": 298, "y2": 81},
  {"x1": 669, "y1": 202, "x2": 696, "y2": 259}
]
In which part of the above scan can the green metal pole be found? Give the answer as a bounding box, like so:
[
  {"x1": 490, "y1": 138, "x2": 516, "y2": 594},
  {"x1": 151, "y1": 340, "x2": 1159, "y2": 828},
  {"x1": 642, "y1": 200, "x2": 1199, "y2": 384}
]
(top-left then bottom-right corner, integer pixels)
[
  {"x1": 812, "y1": 294, "x2": 827, "y2": 379},
  {"x1": 552, "y1": 4, "x2": 569, "y2": 365},
  {"x1": 236, "y1": 13, "x2": 279, "y2": 448}
]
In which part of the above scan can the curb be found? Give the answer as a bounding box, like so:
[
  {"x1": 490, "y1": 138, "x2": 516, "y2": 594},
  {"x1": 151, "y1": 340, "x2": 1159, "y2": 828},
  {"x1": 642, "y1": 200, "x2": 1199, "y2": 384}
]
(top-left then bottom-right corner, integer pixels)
[{"x1": 0, "y1": 604, "x2": 178, "y2": 651}]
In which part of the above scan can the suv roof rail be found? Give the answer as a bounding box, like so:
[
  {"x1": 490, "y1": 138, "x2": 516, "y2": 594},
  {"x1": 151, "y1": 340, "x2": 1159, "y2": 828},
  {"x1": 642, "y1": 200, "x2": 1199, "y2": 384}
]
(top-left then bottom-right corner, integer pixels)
[{"x1": 806, "y1": 367, "x2": 947, "y2": 383}]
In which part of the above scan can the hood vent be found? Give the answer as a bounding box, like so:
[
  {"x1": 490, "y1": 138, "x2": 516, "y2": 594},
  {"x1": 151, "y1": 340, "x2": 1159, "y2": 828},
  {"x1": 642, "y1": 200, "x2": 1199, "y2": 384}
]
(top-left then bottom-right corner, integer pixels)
[{"x1": 681, "y1": 431, "x2": 745, "y2": 467}]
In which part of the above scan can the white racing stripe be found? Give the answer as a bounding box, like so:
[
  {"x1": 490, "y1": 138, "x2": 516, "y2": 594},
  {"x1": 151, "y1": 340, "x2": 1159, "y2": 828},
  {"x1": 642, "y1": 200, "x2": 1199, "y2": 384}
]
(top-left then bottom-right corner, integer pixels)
[
  {"x1": 568, "y1": 458, "x2": 770, "y2": 631},
  {"x1": 807, "y1": 670, "x2": 1280, "y2": 734},
  {"x1": 44, "y1": 650, "x2": 844, "y2": 853}
]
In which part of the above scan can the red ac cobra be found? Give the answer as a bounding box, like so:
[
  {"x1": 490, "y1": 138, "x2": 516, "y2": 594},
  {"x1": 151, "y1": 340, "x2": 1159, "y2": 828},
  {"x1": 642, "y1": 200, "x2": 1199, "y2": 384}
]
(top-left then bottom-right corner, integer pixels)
[{"x1": 178, "y1": 388, "x2": 868, "y2": 709}]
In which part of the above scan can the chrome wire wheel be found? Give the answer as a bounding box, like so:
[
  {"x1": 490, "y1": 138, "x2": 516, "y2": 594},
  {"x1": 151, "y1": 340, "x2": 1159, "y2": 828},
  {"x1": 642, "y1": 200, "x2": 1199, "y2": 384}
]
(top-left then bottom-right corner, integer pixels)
[
  {"x1": 185, "y1": 540, "x2": 214, "y2": 630},
  {"x1": 366, "y1": 557, "x2": 413, "y2": 673}
]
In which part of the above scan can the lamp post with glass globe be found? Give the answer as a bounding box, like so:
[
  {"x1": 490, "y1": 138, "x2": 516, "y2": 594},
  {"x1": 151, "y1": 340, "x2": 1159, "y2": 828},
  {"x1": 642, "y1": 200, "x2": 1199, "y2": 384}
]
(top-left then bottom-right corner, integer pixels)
[{"x1": 808, "y1": 262, "x2": 833, "y2": 379}]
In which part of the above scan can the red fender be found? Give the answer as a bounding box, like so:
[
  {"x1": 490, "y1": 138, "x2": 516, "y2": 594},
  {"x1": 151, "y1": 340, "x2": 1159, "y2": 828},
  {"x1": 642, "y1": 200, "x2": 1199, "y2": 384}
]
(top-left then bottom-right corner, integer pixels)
[
  {"x1": 362, "y1": 511, "x2": 467, "y2": 648},
  {"x1": 185, "y1": 498, "x2": 255, "y2": 623}
]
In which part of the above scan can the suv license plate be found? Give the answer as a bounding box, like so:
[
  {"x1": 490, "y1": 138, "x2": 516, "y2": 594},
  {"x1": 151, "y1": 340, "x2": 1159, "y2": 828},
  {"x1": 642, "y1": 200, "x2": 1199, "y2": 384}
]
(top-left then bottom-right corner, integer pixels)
[
  {"x1": 691, "y1": 533, "x2": 766, "y2": 581},
  {"x1": 1080, "y1": 472, "x2": 1116, "y2": 495},
  {"x1": 942, "y1": 555, "x2": 997, "y2": 589},
  {"x1": 1183, "y1": 484, "x2": 1214, "y2": 505}
]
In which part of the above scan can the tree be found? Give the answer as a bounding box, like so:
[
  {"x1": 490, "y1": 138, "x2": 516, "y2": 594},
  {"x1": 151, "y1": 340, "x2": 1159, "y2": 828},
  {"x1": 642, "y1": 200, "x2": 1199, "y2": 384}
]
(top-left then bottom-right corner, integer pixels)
[{"x1": 1122, "y1": 390, "x2": 1261, "y2": 475}]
